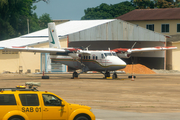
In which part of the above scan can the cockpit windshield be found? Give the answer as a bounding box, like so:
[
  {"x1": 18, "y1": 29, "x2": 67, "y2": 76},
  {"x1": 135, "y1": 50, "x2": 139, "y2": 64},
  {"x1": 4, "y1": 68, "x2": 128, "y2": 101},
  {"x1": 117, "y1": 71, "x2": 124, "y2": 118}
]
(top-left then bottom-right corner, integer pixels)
[{"x1": 104, "y1": 52, "x2": 117, "y2": 57}]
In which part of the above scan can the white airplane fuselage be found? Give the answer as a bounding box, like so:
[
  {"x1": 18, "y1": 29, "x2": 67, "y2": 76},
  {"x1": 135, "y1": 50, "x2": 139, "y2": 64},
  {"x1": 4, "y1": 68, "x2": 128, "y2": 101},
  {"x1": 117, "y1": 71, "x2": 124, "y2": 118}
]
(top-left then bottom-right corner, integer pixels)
[{"x1": 50, "y1": 50, "x2": 126, "y2": 71}]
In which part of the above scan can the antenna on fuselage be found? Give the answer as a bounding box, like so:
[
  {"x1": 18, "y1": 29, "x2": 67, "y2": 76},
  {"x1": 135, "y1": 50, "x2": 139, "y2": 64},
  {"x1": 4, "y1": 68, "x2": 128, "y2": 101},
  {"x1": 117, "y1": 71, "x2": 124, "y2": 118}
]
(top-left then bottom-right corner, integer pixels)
[{"x1": 85, "y1": 45, "x2": 91, "y2": 51}]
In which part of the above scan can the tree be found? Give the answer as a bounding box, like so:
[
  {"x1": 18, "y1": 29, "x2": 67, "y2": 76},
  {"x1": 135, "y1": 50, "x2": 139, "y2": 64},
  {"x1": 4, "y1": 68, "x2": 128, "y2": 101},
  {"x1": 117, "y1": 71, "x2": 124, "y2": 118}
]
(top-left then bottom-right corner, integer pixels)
[
  {"x1": 132, "y1": 0, "x2": 180, "y2": 8},
  {"x1": 39, "y1": 13, "x2": 51, "y2": 29},
  {"x1": 81, "y1": 1, "x2": 135, "y2": 20},
  {"x1": 154, "y1": 0, "x2": 176, "y2": 8},
  {"x1": 0, "y1": 0, "x2": 51, "y2": 41},
  {"x1": 133, "y1": 0, "x2": 155, "y2": 9}
]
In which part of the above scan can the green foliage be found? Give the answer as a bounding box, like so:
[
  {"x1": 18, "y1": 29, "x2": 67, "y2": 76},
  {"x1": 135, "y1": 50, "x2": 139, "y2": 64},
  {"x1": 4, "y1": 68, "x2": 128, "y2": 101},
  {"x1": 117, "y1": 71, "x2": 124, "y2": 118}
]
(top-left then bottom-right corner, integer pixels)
[
  {"x1": 39, "y1": 13, "x2": 51, "y2": 29},
  {"x1": 133, "y1": 0, "x2": 180, "y2": 8},
  {"x1": 133, "y1": 0, "x2": 155, "y2": 9},
  {"x1": 81, "y1": 1, "x2": 136, "y2": 20},
  {"x1": 0, "y1": 0, "x2": 51, "y2": 41},
  {"x1": 82, "y1": 0, "x2": 180, "y2": 20}
]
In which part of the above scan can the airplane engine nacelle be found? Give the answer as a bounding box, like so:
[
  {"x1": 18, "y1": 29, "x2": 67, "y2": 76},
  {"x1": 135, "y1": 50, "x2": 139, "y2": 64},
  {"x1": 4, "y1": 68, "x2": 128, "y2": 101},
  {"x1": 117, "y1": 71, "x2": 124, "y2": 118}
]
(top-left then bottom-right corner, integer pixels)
[
  {"x1": 68, "y1": 53, "x2": 79, "y2": 59},
  {"x1": 117, "y1": 53, "x2": 131, "y2": 58}
]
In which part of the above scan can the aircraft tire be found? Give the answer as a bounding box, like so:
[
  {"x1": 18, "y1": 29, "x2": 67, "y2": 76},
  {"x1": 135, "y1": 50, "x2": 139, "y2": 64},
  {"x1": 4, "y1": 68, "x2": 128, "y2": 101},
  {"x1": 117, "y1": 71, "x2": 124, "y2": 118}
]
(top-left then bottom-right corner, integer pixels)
[
  {"x1": 73, "y1": 72, "x2": 78, "y2": 78},
  {"x1": 112, "y1": 73, "x2": 117, "y2": 79},
  {"x1": 42, "y1": 76, "x2": 50, "y2": 79},
  {"x1": 105, "y1": 72, "x2": 110, "y2": 78}
]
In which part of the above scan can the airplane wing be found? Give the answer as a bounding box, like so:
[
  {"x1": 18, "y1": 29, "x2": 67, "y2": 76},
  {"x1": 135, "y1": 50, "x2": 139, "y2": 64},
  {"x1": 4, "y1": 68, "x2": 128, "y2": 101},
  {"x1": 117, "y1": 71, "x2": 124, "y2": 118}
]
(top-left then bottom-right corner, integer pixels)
[
  {"x1": 112, "y1": 46, "x2": 177, "y2": 58},
  {"x1": 2, "y1": 46, "x2": 67, "y2": 54},
  {"x1": 77, "y1": 51, "x2": 91, "y2": 55},
  {"x1": 2, "y1": 46, "x2": 90, "y2": 58},
  {"x1": 129, "y1": 46, "x2": 177, "y2": 53}
]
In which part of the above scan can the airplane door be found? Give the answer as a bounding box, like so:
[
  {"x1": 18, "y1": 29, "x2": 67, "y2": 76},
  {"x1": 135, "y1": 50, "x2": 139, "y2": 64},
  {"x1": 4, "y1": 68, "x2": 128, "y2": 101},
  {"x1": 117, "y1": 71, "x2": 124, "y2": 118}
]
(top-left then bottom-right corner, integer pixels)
[{"x1": 101, "y1": 54, "x2": 106, "y2": 66}]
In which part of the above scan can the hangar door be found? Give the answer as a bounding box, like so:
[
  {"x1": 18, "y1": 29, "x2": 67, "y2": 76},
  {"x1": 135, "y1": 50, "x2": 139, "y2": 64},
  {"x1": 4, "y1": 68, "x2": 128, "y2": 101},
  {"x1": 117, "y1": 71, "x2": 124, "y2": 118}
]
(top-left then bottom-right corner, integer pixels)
[{"x1": 41, "y1": 53, "x2": 66, "y2": 72}]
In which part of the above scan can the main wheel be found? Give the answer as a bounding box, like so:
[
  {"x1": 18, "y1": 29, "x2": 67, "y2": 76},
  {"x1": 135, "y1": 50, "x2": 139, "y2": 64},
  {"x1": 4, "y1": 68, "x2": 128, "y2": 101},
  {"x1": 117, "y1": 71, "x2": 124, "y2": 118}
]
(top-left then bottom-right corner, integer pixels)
[
  {"x1": 73, "y1": 72, "x2": 78, "y2": 78},
  {"x1": 74, "y1": 116, "x2": 89, "y2": 120},
  {"x1": 105, "y1": 71, "x2": 110, "y2": 78}
]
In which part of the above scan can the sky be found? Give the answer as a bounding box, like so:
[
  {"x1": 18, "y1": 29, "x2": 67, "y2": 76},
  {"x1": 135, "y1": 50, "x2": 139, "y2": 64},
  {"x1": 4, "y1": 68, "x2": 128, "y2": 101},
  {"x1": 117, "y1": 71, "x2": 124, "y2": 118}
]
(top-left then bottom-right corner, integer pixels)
[{"x1": 33, "y1": 0, "x2": 128, "y2": 20}]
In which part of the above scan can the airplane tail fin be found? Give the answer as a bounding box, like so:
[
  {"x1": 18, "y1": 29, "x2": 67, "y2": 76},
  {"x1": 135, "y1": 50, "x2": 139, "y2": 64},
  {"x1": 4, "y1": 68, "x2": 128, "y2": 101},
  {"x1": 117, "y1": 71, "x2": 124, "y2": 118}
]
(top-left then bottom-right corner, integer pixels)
[{"x1": 48, "y1": 22, "x2": 61, "y2": 49}]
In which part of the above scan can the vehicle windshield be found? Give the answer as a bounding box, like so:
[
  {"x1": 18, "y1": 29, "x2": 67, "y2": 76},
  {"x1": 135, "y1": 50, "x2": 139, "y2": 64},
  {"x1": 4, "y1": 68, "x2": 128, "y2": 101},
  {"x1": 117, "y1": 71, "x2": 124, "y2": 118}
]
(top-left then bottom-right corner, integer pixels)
[{"x1": 104, "y1": 52, "x2": 117, "y2": 57}]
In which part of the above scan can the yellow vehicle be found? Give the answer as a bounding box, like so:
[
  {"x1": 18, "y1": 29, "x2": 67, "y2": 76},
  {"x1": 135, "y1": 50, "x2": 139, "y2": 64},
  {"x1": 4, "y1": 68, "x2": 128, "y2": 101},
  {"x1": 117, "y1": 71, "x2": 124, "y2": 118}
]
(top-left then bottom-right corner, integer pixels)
[{"x1": 0, "y1": 82, "x2": 95, "y2": 120}]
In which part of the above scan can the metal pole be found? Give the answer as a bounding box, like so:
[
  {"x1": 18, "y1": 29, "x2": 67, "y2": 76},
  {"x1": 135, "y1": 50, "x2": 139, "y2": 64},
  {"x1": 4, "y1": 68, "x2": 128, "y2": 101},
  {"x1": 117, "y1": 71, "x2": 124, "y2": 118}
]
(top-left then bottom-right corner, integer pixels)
[{"x1": 27, "y1": 19, "x2": 29, "y2": 34}]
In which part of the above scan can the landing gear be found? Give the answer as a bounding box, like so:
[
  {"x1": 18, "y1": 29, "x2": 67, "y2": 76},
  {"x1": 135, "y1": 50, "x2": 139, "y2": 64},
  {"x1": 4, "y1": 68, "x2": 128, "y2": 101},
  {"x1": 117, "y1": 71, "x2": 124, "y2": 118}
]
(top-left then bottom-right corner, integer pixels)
[
  {"x1": 105, "y1": 71, "x2": 110, "y2": 78},
  {"x1": 112, "y1": 72, "x2": 117, "y2": 79},
  {"x1": 101, "y1": 71, "x2": 118, "y2": 79},
  {"x1": 72, "y1": 71, "x2": 78, "y2": 79}
]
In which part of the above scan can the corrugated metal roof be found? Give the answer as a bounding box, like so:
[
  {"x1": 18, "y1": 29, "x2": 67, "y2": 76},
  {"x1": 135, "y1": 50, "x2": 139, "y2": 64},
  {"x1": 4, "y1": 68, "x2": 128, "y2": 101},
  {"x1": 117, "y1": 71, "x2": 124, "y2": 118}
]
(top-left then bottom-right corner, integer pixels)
[
  {"x1": 0, "y1": 19, "x2": 115, "y2": 47},
  {"x1": 117, "y1": 8, "x2": 180, "y2": 21},
  {"x1": 69, "y1": 19, "x2": 165, "y2": 42},
  {"x1": 22, "y1": 19, "x2": 115, "y2": 37},
  {"x1": 0, "y1": 37, "x2": 49, "y2": 47}
]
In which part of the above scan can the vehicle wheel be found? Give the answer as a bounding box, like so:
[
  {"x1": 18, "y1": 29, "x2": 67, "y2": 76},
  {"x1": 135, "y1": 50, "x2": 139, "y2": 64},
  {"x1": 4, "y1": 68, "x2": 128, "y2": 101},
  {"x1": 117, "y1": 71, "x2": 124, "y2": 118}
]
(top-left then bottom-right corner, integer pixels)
[
  {"x1": 42, "y1": 76, "x2": 49, "y2": 79},
  {"x1": 9, "y1": 118, "x2": 21, "y2": 120},
  {"x1": 74, "y1": 116, "x2": 89, "y2": 120}
]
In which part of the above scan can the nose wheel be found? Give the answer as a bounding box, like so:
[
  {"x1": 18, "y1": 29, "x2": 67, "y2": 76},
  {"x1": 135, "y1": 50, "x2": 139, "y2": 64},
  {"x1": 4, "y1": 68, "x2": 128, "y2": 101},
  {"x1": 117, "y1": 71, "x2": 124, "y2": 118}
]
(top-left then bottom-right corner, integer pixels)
[{"x1": 112, "y1": 72, "x2": 117, "y2": 79}]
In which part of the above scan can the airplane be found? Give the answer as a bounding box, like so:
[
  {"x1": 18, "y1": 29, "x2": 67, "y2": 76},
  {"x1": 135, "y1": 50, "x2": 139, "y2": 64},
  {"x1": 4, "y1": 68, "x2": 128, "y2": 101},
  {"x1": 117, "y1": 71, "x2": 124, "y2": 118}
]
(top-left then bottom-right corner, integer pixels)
[{"x1": 3, "y1": 22, "x2": 177, "y2": 79}]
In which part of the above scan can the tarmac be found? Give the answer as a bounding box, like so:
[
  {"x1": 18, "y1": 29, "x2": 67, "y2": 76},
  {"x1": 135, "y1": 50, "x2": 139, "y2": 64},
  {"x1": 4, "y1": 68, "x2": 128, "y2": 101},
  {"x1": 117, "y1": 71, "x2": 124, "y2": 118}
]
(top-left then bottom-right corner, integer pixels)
[
  {"x1": 0, "y1": 73, "x2": 180, "y2": 120},
  {"x1": 93, "y1": 109, "x2": 180, "y2": 120}
]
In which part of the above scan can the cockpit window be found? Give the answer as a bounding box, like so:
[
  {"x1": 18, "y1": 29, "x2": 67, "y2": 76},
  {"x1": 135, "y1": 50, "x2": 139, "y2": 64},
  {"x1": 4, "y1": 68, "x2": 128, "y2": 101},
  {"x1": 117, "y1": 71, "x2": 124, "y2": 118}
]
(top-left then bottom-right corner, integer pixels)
[
  {"x1": 104, "y1": 53, "x2": 111, "y2": 56},
  {"x1": 112, "y1": 52, "x2": 117, "y2": 56}
]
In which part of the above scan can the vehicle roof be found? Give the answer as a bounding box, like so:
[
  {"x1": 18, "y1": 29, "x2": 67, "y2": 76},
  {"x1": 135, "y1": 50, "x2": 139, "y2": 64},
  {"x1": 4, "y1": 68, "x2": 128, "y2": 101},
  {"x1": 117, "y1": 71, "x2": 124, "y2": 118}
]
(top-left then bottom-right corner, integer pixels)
[{"x1": 0, "y1": 88, "x2": 51, "y2": 94}]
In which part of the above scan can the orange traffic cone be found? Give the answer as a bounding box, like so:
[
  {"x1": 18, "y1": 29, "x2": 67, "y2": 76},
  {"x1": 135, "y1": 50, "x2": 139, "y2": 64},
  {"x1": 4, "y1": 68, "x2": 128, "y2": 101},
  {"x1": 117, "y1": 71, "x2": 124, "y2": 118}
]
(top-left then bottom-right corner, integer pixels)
[{"x1": 131, "y1": 75, "x2": 134, "y2": 81}]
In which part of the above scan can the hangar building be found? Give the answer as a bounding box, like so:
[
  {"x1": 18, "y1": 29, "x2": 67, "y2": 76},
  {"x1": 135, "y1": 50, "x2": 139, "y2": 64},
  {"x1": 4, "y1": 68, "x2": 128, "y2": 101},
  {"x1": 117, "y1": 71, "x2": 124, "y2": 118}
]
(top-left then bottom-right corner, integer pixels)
[
  {"x1": 116, "y1": 8, "x2": 180, "y2": 70},
  {"x1": 0, "y1": 19, "x2": 168, "y2": 73}
]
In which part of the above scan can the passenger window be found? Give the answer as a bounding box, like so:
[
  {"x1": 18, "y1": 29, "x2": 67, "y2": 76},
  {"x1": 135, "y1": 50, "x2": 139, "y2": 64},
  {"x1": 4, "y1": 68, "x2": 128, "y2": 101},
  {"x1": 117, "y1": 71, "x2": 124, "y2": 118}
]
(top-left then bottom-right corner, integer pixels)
[
  {"x1": 89, "y1": 56, "x2": 90, "y2": 59},
  {"x1": 96, "y1": 56, "x2": 98, "y2": 60},
  {"x1": 19, "y1": 94, "x2": 39, "y2": 106},
  {"x1": 42, "y1": 94, "x2": 62, "y2": 106},
  {"x1": 84, "y1": 56, "x2": 85, "y2": 59},
  {"x1": 93, "y1": 56, "x2": 95, "y2": 60},
  {"x1": 0, "y1": 94, "x2": 16, "y2": 105}
]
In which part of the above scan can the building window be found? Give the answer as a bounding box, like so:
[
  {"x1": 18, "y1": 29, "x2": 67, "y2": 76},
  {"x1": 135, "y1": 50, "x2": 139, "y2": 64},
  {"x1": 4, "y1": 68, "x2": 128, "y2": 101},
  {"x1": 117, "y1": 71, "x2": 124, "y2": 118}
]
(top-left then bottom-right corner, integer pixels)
[
  {"x1": 2, "y1": 51, "x2": 18, "y2": 54},
  {"x1": 161, "y1": 24, "x2": 169, "y2": 33},
  {"x1": 146, "y1": 24, "x2": 154, "y2": 31},
  {"x1": 177, "y1": 24, "x2": 180, "y2": 32}
]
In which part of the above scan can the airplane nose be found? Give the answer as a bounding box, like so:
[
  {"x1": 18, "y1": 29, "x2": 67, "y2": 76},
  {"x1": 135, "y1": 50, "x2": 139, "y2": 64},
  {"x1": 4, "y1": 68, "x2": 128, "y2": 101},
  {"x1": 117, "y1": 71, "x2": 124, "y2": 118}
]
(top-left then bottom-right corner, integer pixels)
[{"x1": 109, "y1": 56, "x2": 126, "y2": 69}]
